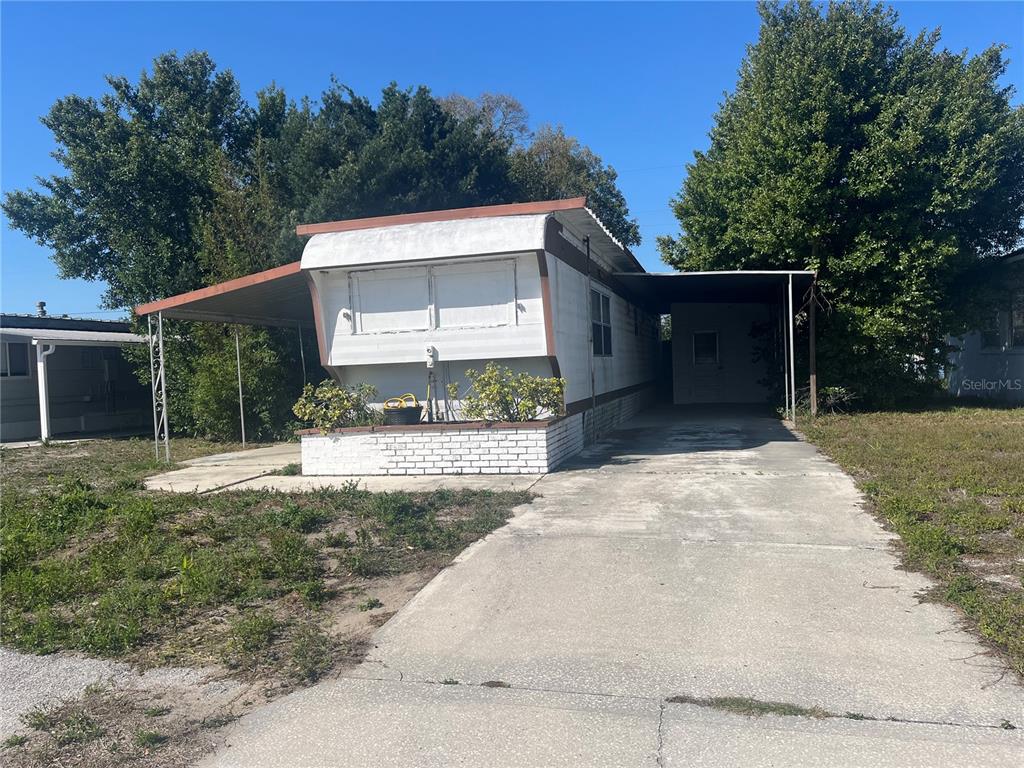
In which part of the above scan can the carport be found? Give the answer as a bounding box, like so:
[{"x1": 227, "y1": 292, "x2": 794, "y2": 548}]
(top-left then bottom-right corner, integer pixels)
[
  {"x1": 134, "y1": 261, "x2": 316, "y2": 460},
  {"x1": 615, "y1": 270, "x2": 817, "y2": 416}
]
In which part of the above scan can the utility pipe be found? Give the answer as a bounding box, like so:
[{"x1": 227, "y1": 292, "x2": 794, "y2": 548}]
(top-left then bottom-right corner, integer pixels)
[
  {"x1": 235, "y1": 328, "x2": 246, "y2": 448},
  {"x1": 787, "y1": 274, "x2": 797, "y2": 423},
  {"x1": 34, "y1": 341, "x2": 57, "y2": 442}
]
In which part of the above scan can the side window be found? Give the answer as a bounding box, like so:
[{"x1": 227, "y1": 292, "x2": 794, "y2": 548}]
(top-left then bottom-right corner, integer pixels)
[
  {"x1": 980, "y1": 311, "x2": 1002, "y2": 349},
  {"x1": 0, "y1": 341, "x2": 30, "y2": 377},
  {"x1": 591, "y1": 289, "x2": 612, "y2": 357},
  {"x1": 1013, "y1": 290, "x2": 1024, "y2": 349},
  {"x1": 693, "y1": 331, "x2": 719, "y2": 365}
]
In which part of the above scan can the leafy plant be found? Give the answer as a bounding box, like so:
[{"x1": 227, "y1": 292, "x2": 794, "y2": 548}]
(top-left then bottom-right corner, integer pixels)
[
  {"x1": 358, "y1": 597, "x2": 383, "y2": 611},
  {"x1": 449, "y1": 363, "x2": 565, "y2": 422},
  {"x1": 292, "y1": 381, "x2": 381, "y2": 433}
]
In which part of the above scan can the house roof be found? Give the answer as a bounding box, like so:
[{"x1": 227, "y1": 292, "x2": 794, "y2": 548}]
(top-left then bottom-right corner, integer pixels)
[
  {"x1": 0, "y1": 326, "x2": 146, "y2": 347},
  {"x1": 134, "y1": 198, "x2": 640, "y2": 325},
  {"x1": 298, "y1": 198, "x2": 643, "y2": 274},
  {"x1": 0, "y1": 314, "x2": 132, "y2": 333}
]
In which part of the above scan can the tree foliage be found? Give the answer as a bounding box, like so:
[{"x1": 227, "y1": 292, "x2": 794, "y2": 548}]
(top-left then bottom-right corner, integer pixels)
[
  {"x1": 659, "y1": 1, "x2": 1024, "y2": 404},
  {"x1": 4, "y1": 51, "x2": 637, "y2": 438}
]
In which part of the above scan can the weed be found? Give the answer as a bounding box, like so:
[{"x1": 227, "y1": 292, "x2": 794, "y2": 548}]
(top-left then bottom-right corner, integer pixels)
[
  {"x1": 481, "y1": 680, "x2": 511, "y2": 688},
  {"x1": 264, "y1": 499, "x2": 331, "y2": 534},
  {"x1": 344, "y1": 549, "x2": 390, "y2": 578},
  {"x1": 201, "y1": 713, "x2": 238, "y2": 730},
  {"x1": 440, "y1": 677, "x2": 459, "y2": 685},
  {"x1": 224, "y1": 611, "x2": 277, "y2": 667},
  {"x1": 666, "y1": 694, "x2": 831, "y2": 719},
  {"x1": 277, "y1": 462, "x2": 302, "y2": 476},
  {"x1": 144, "y1": 706, "x2": 171, "y2": 717},
  {"x1": 54, "y1": 710, "x2": 104, "y2": 746},
  {"x1": 321, "y1": 531, "x2": 352, "y2": 549},
  {"x1": 22, "y1": 706, "x2": 59, "y2": 731},
  {"x1": 3, "y1": 734, "x2": 28, "y2": 748},
  {"x1": 358, "y1": 597, "x2": 383, "y2": 611},
  {"x1": 289, "y1": 625, "x2": 334, "y2": 683},
  {"x1": 133, "y1": 729, "x2": 168, "y2": 749}
]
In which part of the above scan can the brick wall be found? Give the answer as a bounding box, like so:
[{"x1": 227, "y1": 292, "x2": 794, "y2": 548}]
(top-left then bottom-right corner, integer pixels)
[{"x1": 299, "y1": 386, "x2": 653, "y2": 476}]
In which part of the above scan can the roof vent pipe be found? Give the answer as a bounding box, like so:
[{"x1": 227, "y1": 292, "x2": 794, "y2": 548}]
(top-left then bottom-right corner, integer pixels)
[{"x1": 36, "y1": 301, "x2": 47, "y2": 317}]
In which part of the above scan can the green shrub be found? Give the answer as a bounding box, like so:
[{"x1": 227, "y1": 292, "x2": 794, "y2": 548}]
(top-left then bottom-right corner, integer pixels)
[
  {"x1": 449, "y1": 362, "x2": 565, "y2": 422},
  {"x1": 292, "y1": 381, "x2": 380, "y2": 433}
]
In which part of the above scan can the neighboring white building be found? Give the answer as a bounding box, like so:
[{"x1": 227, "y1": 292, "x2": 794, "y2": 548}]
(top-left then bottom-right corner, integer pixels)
[
  {"x1": 137, "y1": 199, "x2": 813, "y2": 473},
  {"x1": 0, "y1": 312, "x2": 148, "y2": 442},
  {"x1": 947, "y1": 249, "x2": 1024, "y2": 403}
]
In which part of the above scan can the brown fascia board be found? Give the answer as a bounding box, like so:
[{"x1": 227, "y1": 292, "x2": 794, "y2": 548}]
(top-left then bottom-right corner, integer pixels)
[{"x1": 294, "y1": 198, "x2": 588, "y2": 237}]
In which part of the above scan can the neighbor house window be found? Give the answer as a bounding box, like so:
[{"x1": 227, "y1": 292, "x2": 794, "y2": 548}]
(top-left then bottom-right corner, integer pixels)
[
  {"x1": 0, "y1": 341, "x2": 30, "y2": 377},
  {"x1": 980, "y1": 311, "x2": 1002, "y2": 349},
  {"x1": 591, "y1": 289, "x2": 612, "y2": 356},
  {"x1": 1013, "y1": 290, "x2": 1024, "y2": 349},
  {"x1": 693, "y1": 331, "x2": 718, "y2": 365}
]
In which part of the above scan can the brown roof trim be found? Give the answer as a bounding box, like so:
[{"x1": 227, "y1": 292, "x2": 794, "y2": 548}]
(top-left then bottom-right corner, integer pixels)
[
  {"x1": 295, "y1": 198, "x2": 587, "y2": 237},
  {"x1": 134, "y1": 261, "x2": 302, "y2": 317}
]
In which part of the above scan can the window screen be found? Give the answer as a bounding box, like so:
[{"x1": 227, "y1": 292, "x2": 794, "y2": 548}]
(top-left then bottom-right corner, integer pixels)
[
  {"x1": 352, "y1": 268, "x2": 430, "y2": 333},
  {"x1": 1, "y1": 342, "x2": 30, "y2": 377},
  {"x1": 434, "y1": 261, "x2": 514, "y2": 328},
  {"x1": 693, "y1": 331, "x2": 718, "y2": 365},
  {"x1": 591, "y1": 289, "x2": 612, "y2": 356}
]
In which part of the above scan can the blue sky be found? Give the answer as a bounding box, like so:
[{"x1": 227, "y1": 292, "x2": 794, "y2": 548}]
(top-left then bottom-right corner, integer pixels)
[{"x1": 2, "y1": 1, "x2": 1022, "y2": 316}]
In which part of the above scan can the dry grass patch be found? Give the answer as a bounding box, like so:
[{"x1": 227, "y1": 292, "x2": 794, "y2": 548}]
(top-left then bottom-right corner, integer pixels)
[{"x1": 803, "y1": 405, "x2": 1024, "y2": 674}]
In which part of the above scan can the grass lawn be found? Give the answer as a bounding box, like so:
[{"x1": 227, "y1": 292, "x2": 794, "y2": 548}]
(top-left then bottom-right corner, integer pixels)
[
  {"x1": 803, "y1": 405, "x2": 1024, "y2": 674},
  {"x1": 0, "y1": 437, "x2": 529, "y2": 766}
]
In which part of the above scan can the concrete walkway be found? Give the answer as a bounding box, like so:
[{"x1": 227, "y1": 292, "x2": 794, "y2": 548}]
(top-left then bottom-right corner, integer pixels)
[
  {"x1": 201, "y1": 408, "x2": 1023, "y2": 767},
  {"x1": 144, "y1": 444, "x2": 301, "y2": 493},
  {"x1": 144, "y1": 444, "x2": 540, "y2": 494}
]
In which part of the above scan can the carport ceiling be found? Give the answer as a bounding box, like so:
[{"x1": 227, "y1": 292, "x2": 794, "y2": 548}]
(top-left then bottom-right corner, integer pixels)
[
  {"x1": 615, "y1": 271, "x2": 815, "y2": 313},
  {"x1": 134, "y1": 262, "x2": 313, "y2": 327}
]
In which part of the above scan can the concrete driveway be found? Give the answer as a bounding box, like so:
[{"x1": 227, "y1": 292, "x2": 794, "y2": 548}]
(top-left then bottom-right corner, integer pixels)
[{"x1": 202, "y1": 407, "x2": 1023, "y2": 767}]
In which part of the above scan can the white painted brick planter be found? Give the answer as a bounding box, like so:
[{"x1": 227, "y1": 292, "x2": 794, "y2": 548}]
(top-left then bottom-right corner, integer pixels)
[
  {"x1": 300, "y1": 418, "x2": 581, "y2": 476},
  {"x1": 298, "y1": 386, "x2": 652, "y2": 476}
]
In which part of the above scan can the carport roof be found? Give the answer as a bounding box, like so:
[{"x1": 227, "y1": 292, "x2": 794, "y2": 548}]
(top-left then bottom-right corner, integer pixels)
[
  {"x1": 134, "y1": 261, "x2": 313, "y2": 327},
  {"x1": 615, "y1": 270, "x2": 816, "y2": 312}
]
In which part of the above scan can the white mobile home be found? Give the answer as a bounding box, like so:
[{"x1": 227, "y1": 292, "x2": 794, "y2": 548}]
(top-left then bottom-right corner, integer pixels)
[{"x1": 137, "y1": 199, "x2": 813, "y2": 473}]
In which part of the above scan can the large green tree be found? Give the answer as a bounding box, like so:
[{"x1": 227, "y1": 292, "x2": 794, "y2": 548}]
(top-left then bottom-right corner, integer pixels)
[
  {"x1": 441, "y1": 94, "x2": 641, "y2": 247},
  {"x1": 659, "y1": 0, "x2": 1024, "y2": 404}
]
